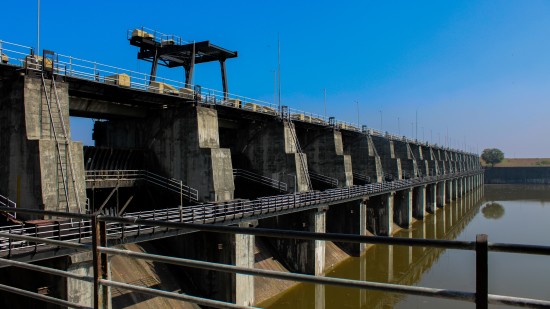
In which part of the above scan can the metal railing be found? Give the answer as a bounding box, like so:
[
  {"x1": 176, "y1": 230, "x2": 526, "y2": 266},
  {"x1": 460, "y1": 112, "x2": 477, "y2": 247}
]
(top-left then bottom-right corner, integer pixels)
[
  {"x1": 85, "y1": 170, "x2": 199, "y2": 202},
  {"x1": 0, "y1": 194, "x2": 17, "y2": 219},
  {"x1": 309, "y1": 172, "x2": 339, "y2": 187},
  {"x1": 352, "y1": 172, "x2": 371, "y2": 184},
  {"x1": 0, "y1": 169, "x2": 482, "y2": 256},
  {"x1": 233, "y1": 169, "x2": 288, "y2": 192},
  {"x1": 0, "y1": 39, "x2": 479, "y2": 156},
  {"x1": 0, "y1": 203, "x2": 549, "y2": 309}
]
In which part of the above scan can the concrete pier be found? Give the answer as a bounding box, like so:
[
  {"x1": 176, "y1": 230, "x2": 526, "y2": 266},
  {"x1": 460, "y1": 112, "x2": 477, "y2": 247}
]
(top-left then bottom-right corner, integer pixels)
[
  {"x1": 413, "y1": 185, "x2": 427, "y2": 219},
  {"x1": 94, "y1": 105, "x2": 235, "y2": 202},
  {"x1": 426, "y1": 183, "x2": 437, "y2": 213},
  {"x1": 394, "y1": 189, "x2": 412, "y2": 228},
  {"x1": 234, "y1": 119, "x2": 310, "y2": 193},
  {"x1": 299, "y1": 127, "x2": 352, "y2": 187},
  {"x1": 160, "y1": 221, "x2": 256, "y2": 305},
  {"x1": 372, "y1": 136, "x2": 401, "y2": 180},
  {"x1": 345, "y1": 134, "x2": 383, "y2": 183},
  {"x1": 0, "y1": 76, "x2": 86, "y2": 218},
  {"x1": 327, "y1": 200, "x2": 368, "y2": 256},
  {"x1": 437, "y1": 181, "x2": 446, "y2": 208},
  {"x1": 261, "y1": 208, "x2": 327, "y2": 275}
]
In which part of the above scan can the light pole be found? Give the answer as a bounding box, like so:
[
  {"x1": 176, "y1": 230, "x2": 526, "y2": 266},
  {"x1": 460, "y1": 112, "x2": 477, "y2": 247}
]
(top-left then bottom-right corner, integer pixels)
[
  {"x1": 398, "y1": 117, "x2": 400, "y2": 135},
  {"x1": 379, "y1": 110, "x2": 382, "y2": 132},
  {"x1": 356, "y1": 101, "x2": 359, "y2": 128}
]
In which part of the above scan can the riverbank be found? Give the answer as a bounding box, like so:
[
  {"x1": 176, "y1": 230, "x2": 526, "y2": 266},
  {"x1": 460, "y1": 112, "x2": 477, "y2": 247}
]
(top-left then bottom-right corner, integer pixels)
[{"x1": 484, "y1": 167, "x2": 550, "y2": 184}]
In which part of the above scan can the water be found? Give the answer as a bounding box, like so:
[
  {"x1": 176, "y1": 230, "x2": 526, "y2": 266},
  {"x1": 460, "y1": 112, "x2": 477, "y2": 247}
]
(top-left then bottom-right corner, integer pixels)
[{"x1": 262, "y1": 185, "x2": 550, "y2": 308}]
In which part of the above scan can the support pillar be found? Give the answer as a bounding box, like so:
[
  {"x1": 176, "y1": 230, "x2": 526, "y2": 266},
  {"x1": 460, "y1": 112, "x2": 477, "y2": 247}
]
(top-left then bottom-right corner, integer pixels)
[
  {"x1": 65, "y1": 252, "x2": 106, "y2": 308},
  {"x1": 394, "y1": 189, "x2": 412, "y2": 228},
  {"x1": 379, "y1": 193, "x2": 394, "y2": 236},
  {"x1": 436, "y1": 181, "x2": 446, "y2": 208},
  {"x1": 445, "y1": 180, "x2": 453, "y2": 203},
  {"x1": 235, "y1": 222, "x2": 255, "y2": 306},
  {"x1": 159, "y1": 220, "x2": 256, "y2": 305},
  {"x1": 413, "y1": 185, "x2": 427, "y2": 220},
  {"x1": 327, "y1": 200, "x2": 368, "y2": 256},
  {"x1": 426, "y1": 183, "x2": 437, "y2": 214},
  {"x1": 262, "y1": 208, "x2": 326, "y2": 275}
]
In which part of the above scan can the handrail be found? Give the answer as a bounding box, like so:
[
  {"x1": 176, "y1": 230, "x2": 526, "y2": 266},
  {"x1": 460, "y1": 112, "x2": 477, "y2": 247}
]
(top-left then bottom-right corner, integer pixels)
[
  {"x1": 0, "y1": 169, "x2": 483, "y2": 254},
  {"x1": 85, "y1": 170, "x2": 199, "y2": 202},
  {"x1": 309, "y1": 171, "x2": 339, "y2": 187},
  {"x1": 0, "y1": 193, "x2": 549, "y2": 309},
  {"x1": 233, "y1": 169, "x2": 288, "y2": 192},
  {"x1": 0, "y1": 39, "x2": 480, "y2": 156},
  {"x1": 0, "y1": 194, "x2": 17, "y2": 219},
  {"x1": 352, "y1": 172, "x2": 371, "y2": 184}
]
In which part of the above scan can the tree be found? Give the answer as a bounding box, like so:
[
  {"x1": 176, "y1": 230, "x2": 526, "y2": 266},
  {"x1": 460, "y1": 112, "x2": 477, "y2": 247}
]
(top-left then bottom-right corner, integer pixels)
[{"x1": 481, "y1": 148, "x2": 504, "y2": 167}]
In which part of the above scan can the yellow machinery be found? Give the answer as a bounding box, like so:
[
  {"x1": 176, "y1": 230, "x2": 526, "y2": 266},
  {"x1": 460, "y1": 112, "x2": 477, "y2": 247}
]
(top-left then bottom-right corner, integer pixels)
[
  {"x1": 105, "y1": 73, "x2": 131, "y2": 87},
  {"x1": 131, "y1": 29, "x2": 154, "y2": 40}
]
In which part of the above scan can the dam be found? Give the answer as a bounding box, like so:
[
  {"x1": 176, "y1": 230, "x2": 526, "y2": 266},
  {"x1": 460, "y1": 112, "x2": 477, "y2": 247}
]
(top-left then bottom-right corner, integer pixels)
[{"x1": 1, "y1": 29, "x2": 546, "y2": 309}]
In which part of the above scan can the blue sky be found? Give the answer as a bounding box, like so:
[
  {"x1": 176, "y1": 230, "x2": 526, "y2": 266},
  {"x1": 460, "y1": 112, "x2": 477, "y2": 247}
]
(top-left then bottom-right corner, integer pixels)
[{"x1": 2, "y1": 1, "x2": 550, "y2": 157}]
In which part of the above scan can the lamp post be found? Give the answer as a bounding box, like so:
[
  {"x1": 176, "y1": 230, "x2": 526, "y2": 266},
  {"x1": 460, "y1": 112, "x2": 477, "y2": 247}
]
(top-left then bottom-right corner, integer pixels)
[{"x1": 379, "y1": 110, "x2": 383, "y2": 132}]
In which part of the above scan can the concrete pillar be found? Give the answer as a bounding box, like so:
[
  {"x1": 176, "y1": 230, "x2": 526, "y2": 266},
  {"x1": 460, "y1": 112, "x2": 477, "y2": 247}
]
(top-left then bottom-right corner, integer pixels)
[
  {"x1": 94, "y1": 105, "x2": 235, "y2": 202},
  {"x1": 235, "y1": 222, "x2": 255, "y2": 306},
  {"x1": 372, "y1": 136, "x2": 402, "y2": 180},
  {"x1": 379, "y1": 193, "x2": 394, "y2": 236},
  {"x1": 160, "y1": 221, "x2": 255, "y2": 305},
  {"x1": 327, "y1": 200, "x2": 368, "y2": 256},
  {"x1": 345, "y1": 134, "x2": 383, "y2": 183},
  {"x1": 300, "y1": 128, "x2": 353, "y2": 187},
  {"x1": 64, "y1": 252, "x2": 105, "y2": 308},
  {"x1": 393, "y1": 140, "x2": 417, "y2": 179},
  {"x1": 394, "y1": 189, "x2": 412, "y2": 228},
  {"x1": 425, "y1": 183, "x2": 437, "y2": 214},
  {"x1": 262, "y1": 208, "x2": 326, "y2": 275},
  {"x1": 238, "y1": 119, "x2": 311, "y2": 193},
  {"x1": 436, "y1": 181, "x2": 446, "y2": 208},
  {"x1": 0, "y1": 76, "x2": 86, "y2": 218},
  {"x1": 445, "y1": 180, "x2": 453, "y2": 203},
  {"x1": 413, "y1": 185, "x2": 427, "y2": 220}
]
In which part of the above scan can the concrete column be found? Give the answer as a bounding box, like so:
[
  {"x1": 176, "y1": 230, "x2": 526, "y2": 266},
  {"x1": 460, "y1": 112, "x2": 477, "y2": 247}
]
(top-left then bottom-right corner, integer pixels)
[
  {"x1": 345, "y1": 134, "x2": 383, "y2": 183},
  {"x1": 445, "y1": 180, "x2": 453, "y2": 203},
  {"x1": 436, "y1": 181, "x2": 446, "y2": 208},
  {"x1": 453, "y1": 179, "x2": 458, "y2": 200},
  {"x1": 239, "y1": 119, "x2": 311, "y2": 193},
  {"x1": 372, "y1": 136, "x2": 402, "y2": 180},
  {"x1": 394, "y1": 189, "x2": 412, "y2": 228},
  {"x1": 379, "y1": 193, "x2": 395, "y2": 236},
  {"x1": 0, "y1": 76, "x2": 86, "y2": 218},
  {"x1": 262, "y1": 208, "x2": 326, "y2": 275},
  {"x1": 236, "y1": 222, "x2": 255, "y2": 306},
  {"x1": 413, "y1": 185, "x2": 427, "y2": 220},
  {"x1": 327, "y1": 200, "x2": 368, "y2": 256},
  {"x1": 64, "y1": 252, "x2": 106, "y2": 308},
  {"x1": 159, "y1": 221, "x2": 255, "y2": 304},
  {"x1": 301, "y1": 128, "x2": 353, "y2": 187},
  {"x1": 94, "y1": 105, "x2": 235, "y2": 202},
  {"x1": 425, "y1": 183, "x2": 437, "y2": 214}
]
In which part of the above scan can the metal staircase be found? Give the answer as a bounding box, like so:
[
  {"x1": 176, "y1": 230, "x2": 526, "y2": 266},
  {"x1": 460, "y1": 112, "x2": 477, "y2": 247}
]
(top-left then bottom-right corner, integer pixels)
[{"x1": 40, "y1": 72, "x2": 82, "y2": 213}]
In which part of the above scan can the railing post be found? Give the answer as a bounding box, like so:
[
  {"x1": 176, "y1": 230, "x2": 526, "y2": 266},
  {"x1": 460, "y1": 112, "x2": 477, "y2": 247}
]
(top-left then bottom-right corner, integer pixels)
[
  {"x1": 476, "y1": 234, "x2": 488, "y2": 309},
  {"x1": 92, "y1": 216, "x2": 109, "y2": 308}
]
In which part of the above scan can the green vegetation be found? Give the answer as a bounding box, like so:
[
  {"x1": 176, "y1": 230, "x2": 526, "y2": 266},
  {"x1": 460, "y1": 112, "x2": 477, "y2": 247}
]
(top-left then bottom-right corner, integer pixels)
[{"x1": 481, "y1": 148, "x2": 504, "y2": 167}]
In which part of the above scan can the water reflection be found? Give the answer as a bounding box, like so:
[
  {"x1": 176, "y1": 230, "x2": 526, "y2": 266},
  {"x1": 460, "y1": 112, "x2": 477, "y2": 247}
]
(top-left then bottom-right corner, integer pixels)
[
  {"x1": 481, "y1": 202, "x2": 505, "y2": 220},
  {"x1": 264, "y1": 187, "x2": 484, "y2": 309}
]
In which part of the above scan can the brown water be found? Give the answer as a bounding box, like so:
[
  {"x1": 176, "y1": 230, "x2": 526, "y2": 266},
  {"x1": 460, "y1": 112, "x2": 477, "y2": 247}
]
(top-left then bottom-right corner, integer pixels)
[{"x1": 263, "y1": 185, "x2": 550, "y2": 308}]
